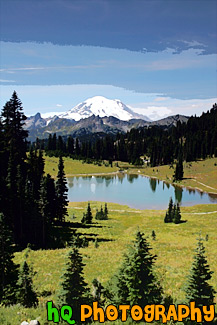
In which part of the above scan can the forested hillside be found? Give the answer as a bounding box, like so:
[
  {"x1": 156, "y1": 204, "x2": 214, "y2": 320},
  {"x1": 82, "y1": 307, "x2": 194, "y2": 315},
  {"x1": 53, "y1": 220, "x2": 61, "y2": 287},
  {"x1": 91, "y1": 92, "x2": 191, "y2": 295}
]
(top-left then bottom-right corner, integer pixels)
[{"x1": 41, "y1": 104, "x2": 217, "y2": 166}]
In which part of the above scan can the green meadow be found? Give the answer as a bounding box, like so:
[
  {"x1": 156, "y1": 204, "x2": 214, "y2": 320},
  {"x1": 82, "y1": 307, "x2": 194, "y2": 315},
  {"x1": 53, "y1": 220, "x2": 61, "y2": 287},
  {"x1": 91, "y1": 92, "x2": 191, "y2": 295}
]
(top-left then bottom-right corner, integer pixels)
[
  {"x1": 1, "y1": 201, "x2": 216, "y2": 324},
  {"x1": 120, "y1": 157, "x2": 217, "y2": 194},
  {"x1": 44, "y1": 156, "x2": 118, "y2": 177}
]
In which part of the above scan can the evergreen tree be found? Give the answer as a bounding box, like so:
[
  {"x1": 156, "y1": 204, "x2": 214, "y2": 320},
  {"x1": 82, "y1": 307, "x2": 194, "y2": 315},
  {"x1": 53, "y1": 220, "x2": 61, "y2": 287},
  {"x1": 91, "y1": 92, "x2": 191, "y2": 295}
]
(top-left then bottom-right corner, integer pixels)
[
  {"x1": 168, "y1": 197, "x2": 173, "y2": 222},
  {"x1": 38, "y1": 174, "x2": 56, "y2": 247},
  {"x1": 56, "y1": 247, "x2": 89, "y2": 322},
  {"x1": 92, "y1": 278, "x2": 103, "y2": 302},
  {"x1": 47, "y1": 134, "x2": 53, "y2": 151},
  {"x1": 104, "y1": 203, "x2": 108, "y2": 219},
  {"x1": 164, "y1": 212, "x2": 170, "y2": 223},
  {"x1": 75, "y1": 138, "x2": 80, "y2": 156},
  {"x1": 164, "y1": 197, "x2": 174, "y2": 223},
  {"x1": 173, "y1": 152, "x2": 184, "y2": 181},
  {"x1": 84, "y1": 203, "x2": 92, "y2": 224},
  {"x1": 151, "y1": 230, "x2": 156, "y2": 240},
  {"x1": 56, "y1": 156, "x2": 68, "y2": 223},
  {"x1": 16, "y1": 260, "x2": 38, "y2": 307},
  {"x1": 0, "y1": 213, "x2": 18, "y2": 305},
  {"x1": 185, "y1": 237, "x2": 215, "y2": 308},
  {"x1": 173, "y1": 203, "x2": 182, "y2": 224},
  {"x1": 109, "y1": 231, "x2": 163, "y2": 305},
  {"x1": 67, "y1": 136, "x2": 74, "y2": 155},
  {"x1": 1, "y1": 91, "x2": 28, "y2": 164}
]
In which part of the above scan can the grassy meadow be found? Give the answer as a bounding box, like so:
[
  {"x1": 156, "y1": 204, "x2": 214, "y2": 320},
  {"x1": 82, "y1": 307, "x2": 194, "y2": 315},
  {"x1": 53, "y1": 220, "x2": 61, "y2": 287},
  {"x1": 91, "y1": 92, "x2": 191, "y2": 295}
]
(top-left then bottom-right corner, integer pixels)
[
  {"x1": 120, "y1": 157, "x2": 217, "y2": 194},
  {"x1": 1, "y1": 201, "x2": 216, "y2": 324},
  {"x1": 44, "y1": 156, "x2": 118, "y2": 177}
]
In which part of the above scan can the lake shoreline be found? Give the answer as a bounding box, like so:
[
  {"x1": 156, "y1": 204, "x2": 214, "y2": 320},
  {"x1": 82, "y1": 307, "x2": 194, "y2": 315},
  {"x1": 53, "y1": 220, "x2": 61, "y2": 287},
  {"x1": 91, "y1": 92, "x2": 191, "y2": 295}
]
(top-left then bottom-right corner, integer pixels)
[
  {"x1": 66, "y1": 172, "x2": 217, "y2": 209},
  {"x1": 65, "y1": 170, "x2": 217, "y2": 197}
]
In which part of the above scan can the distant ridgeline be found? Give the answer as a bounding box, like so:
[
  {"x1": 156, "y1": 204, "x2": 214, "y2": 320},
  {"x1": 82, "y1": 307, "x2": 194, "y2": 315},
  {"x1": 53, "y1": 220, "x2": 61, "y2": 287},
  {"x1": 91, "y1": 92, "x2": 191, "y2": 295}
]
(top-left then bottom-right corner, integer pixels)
[{"x1": 36, "y1": 104, "x2": 217, "y2": 166}]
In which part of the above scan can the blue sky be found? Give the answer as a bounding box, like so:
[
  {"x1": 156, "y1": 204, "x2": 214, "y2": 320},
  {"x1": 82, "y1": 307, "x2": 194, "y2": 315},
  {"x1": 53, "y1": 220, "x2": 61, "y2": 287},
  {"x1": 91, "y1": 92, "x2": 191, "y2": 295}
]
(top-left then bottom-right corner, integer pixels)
[{"x1": 0, "y1": 0, "x2": 216, "y2": 119}]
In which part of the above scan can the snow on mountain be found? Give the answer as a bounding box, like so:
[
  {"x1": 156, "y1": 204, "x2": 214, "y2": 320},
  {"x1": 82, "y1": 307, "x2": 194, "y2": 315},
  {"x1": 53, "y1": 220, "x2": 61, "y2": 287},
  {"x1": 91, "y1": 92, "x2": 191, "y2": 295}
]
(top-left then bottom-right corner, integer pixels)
[{"x1": 58, "y1": 96, "x2": 150, "y2": 121}]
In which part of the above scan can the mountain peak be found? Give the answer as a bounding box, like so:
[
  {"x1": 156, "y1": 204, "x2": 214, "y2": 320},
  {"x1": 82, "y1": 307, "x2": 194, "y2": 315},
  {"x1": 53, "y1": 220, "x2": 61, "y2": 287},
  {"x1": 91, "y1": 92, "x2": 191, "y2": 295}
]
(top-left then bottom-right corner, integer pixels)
[{"x1": 59, "y1": 96, "x2": 150, "y2": 121}]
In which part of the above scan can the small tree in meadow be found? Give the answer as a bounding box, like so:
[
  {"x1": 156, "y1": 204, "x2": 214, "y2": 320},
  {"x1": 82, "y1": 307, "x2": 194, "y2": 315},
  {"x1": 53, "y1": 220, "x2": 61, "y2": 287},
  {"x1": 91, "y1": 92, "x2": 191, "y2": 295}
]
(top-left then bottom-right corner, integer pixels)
[
  {"x1": 16, "y1": 260, "x2": 38, "y2": 307},
  {"x1": 108, "y1": 231, "x2": 163, "y2": 305},
  {"x1": 56, "y1": 247, "x2": 89, "y2": 322},
  {"x1": 185, "y1": 237, "x2": 215, "y2": 308},
  {"x1": 82, "y1": 203, "x2": 93, "y2": 224}
]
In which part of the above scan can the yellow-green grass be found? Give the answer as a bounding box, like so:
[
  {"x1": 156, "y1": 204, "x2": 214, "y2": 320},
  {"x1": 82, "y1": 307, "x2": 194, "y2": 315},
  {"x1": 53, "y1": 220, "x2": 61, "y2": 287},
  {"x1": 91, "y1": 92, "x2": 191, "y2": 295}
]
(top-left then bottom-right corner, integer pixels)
[
  {"x1": 120, "y1": 157, "x2": 217, "y2": 194},
  {"x1": 1, "y1": 202, "x2": 217, "y2": 324},
  {"x1": 8, "y1": 202, "x2": 216, "y2": 319},
  {"x1": 44, "y1": 156, "x2": 118, "y2": 177}
]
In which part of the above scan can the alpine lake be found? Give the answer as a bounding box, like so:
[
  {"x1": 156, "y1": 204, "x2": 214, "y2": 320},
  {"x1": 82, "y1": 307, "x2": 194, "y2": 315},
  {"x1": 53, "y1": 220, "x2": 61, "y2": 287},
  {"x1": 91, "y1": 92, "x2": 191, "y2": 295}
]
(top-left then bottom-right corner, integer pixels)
[{"x1": 67, "y1": 173, "x2": 217, "y2": 209}]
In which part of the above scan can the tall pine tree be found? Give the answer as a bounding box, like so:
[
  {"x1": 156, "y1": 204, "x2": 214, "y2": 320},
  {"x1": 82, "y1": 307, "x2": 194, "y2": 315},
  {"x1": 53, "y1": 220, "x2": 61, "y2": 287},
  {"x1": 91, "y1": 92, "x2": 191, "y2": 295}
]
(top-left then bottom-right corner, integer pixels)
[
  {"x1": 185, "y1": 237, "x2": 215, "y2": 307},
  {"x1": 108, "y1": 231, "x2": 163, "y2": 305},
  {"x1": 56, "y1": 156, "x2": 68, "y2": 223},
  {"x1": 56, "y1": 247, "x2": 89, "y2": 322}
]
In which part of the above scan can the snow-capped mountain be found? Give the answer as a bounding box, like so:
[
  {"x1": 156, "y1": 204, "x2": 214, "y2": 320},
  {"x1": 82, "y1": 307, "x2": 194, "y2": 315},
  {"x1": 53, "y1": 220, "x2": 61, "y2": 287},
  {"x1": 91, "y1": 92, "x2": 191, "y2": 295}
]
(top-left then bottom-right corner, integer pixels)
[{"x1": 58, "y1": 96, "x2": 150, "y2": 121}]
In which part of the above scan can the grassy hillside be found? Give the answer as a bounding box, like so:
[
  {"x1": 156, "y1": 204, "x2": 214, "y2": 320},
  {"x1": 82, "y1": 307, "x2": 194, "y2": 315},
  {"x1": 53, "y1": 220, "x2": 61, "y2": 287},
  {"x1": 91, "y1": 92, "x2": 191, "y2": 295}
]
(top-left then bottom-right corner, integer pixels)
[
  {"x1": 121, "y1": 157, "x2": 217, "y2": 194},
  {"x1": 1, "y1": 202, "x2": 216, "y2": 324},
  {"x1": 44, "y1": 156, "x2": 119, "y2": 177}
]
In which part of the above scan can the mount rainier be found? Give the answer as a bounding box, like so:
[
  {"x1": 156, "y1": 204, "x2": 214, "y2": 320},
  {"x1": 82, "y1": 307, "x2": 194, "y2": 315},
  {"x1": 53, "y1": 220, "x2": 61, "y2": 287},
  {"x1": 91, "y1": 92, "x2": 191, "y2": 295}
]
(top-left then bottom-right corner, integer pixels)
[{"x1": 57, "y1": 96, "x2": 150, "y2": 121}]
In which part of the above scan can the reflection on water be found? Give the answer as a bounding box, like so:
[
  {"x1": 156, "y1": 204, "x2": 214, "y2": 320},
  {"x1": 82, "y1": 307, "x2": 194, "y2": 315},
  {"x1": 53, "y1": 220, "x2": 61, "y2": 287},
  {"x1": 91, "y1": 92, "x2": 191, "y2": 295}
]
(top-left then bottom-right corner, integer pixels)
[
  {"x1": 174, "y1": 186, "x2": 183, "y2": 203},
  {"x1": 67, "y1": 173, "x2": 217, "y2": 209},
  {"x1": 90, "y1": 183, "x2": 96, "y2": 194},
  {"x1": 149, "y1": 178, "x2": 157, "y2": 193}
]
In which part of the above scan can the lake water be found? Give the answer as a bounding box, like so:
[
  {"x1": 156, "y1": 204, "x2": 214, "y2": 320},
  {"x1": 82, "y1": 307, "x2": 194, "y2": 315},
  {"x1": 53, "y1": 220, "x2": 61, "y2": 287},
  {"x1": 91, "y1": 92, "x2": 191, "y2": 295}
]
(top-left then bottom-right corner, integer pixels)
[{"x1": 67, "y1": 174, "x2": 217, "y2": 209}]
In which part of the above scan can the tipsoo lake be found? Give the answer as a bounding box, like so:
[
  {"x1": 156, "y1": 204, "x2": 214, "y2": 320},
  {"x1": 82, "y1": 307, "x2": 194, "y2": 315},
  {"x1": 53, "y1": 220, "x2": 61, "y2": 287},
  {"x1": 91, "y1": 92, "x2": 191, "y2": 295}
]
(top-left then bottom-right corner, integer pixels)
[{"x1": 67, "y1": 174, "x2": 217, "y2": 209}]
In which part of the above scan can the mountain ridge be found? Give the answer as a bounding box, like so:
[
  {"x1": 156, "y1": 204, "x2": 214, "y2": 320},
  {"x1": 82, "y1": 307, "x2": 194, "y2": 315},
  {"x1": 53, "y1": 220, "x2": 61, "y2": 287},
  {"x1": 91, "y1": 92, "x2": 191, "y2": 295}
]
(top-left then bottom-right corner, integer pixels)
[{"x1": 25, "y1": 112, "x2": 189, "y2": 141}]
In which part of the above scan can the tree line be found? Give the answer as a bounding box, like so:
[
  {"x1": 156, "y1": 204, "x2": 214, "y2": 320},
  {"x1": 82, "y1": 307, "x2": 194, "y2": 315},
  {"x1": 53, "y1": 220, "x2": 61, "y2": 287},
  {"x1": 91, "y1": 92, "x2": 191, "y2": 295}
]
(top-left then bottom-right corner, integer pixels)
[
  {"x1": 39, "y1": 103, "x2": 217, "y2": 167},
  {"x1": 0, "y1": 92, "x2": 69, "y2": 249}
]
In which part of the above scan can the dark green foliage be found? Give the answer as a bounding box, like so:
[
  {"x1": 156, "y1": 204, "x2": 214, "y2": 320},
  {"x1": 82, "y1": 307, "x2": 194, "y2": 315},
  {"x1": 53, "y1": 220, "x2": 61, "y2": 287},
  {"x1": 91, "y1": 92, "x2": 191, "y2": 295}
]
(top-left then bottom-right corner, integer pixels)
[
  {"x1": 185, "y1": 237, "x2": 215, "y2": 307},
  {"x1": 173, "y1": 152, "x2": 184, "y2": 181},
  {"x1": 16, "y1": 260, "x2": 38, "y2": 307},
  {"x1": 0, "y1": 213, "x2": 18, "y2": 305},
  {"x1": 108, "y1": 231, "x2": 163, "y2": 305},
  {"x1": 56, "y1": 156, "x2": 68, "y2": 223},
  {"x1": 38, "y1": 174, "x2": 57, "y2": 247},
  {"x1": 92, "y1": 279, "x2": 104, "y2": 305},
  {"x1": 0, "y1": 92, "x2": 68, "y2": 249},
  {"x1": 104, "y1": 203, "x2": 108, "y2": 219},
  {"x1": 1, "y1": 91, "x2": 28, "y2": 164},
  {"x1": 173, "y1": 203, "x2": 181, "y2": 224},
  {"x1": 56, "y1": 247, "x2": 89, "y2": 322},
  {"x1": 167, "y1": 197, "x2": 173, "y2": 222},
  {"x1": 95, "y1": 203, "x2": 108, "y2": 220},
  {"x1": 151, "y1": 230, "x2": 156, "y2": 240},
  {"x1": 164, "y1": 198, "x2": 182, "y2": 224},
  {"x1": 164, "y1": 212, "x2": 170, "y2": 223},
  {"x1": 82, "y1": 203, "x2": 93, "y2": 224}
]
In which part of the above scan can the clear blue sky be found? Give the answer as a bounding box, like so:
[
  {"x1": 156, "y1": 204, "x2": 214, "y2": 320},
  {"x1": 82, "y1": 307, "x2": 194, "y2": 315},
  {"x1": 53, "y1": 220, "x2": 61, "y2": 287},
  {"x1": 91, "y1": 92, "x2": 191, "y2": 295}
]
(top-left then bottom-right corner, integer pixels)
[{"x1": 0, "y1": 0, "x2": 216, "y2": 119}]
